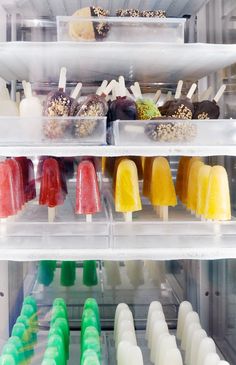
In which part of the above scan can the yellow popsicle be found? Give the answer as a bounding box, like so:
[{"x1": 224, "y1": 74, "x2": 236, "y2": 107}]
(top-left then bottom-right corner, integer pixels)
[
  {"x1": 115, "y1": 159, "x2": 142, "y2": 214},
  {"x1": 176, "y1": 157, "x2": 191, "y2": 201},
  {"x1": 204, "y1": 165, "x2": 231, "y2": 221},
  {"x1": 182, "y1": 157, "x2": 201, "y2": 205},
  {"x1": 187, "y1": 160, "x2": 204, "y2": 212},
  {"x1": 142, "y1": 157, "x2": 154, "y2": 199},
  {"x1": 150, "y1": 157, "x2": 177, "y2": 207},
  {"x1": 196, "y1": 165, "x2": 212, "y2": 217}
]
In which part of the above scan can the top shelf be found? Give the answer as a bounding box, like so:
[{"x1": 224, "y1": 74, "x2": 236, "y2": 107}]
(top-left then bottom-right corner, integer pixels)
[{"x1": 2, "y1": 0, "x2": 210, "y2": 18}]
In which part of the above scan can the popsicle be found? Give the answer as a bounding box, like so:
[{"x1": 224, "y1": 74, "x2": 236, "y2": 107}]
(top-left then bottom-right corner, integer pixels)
[
  {"x1": 196, "y1": 165, "x2": 212, "y2": 218},
  {"x1": 147, "y1": 311, "x2": 166, "y2": 349},
  {"x1": 128, "y1": 346, "x2": 144, "y2": 365},
  {"x1": 155, "y1": 334, "x2": 177, "y2": 365},
  {"x1": 15, "y1": 157, "x2": 36, "y2": 203},
  {"x1": 193, "y1": 85, "x2": 226, "y2": 119},
  {"x1": 182, "y1": 321, "x2": 201, "y2": 351},
  {"x1": 175, "y1": 157, "x2": 191, "y2": 201},
  {"x1": 83, "y1": 261, "x2": 98, "y2": 286},
  {"x1": 81, "y1": 350, "x2": 100, "y2": 365},
  {"x1": 2, "y1": 344, "x2": 19, "y2": 365},
  {"x1": 7, "y1": 337, "x2": 25, "y2": 365},
  {"x1": 204, "y1": 166, "x2": 231, "y2": 221},
  {"x1": 47, "y1": 335, "x2": 66, "y2": 365},
  {"x1": 44, "y1": 347, "x2": 62, "y2": 365},
  {"x1": 75, "y1": 160, "x2": 101, "y2": 222},
  {"x1": 131, "y1": 82, "x2": 161, "y2": 120},
  {"x1": 203, "y1": 353, "x2": 220, "y2": 365},
  {"x1": 161, "y1": 348, "x2": 183, "y2": 365},
  {"x1": 150, "y1": 157, "x2": 177, "y2": 220},
  {"x1": 196, "y1": 337, "x2": 216, "y2": 365},
  {"x1": 149, "y1": 320, "x2": 169, "y2": 353},
  {"x1": 189, "y1": 329, "x2": 207, "y2": 365},
  {"x1": 39, "y1": 158, "x2": 67, "y2": 222},
  {"x1": 114, "y1": 304, "x2": 129, "y2": 338},
  {"x1": 116, "y1": 320, "x2": 136, "y2": 348},
  {"x1": 145, "y1": 261, "x2": 166, "y2": 287},
  {"x1": 125, "y1": 261, "x2": 144, "y2": 288},
  {"x1": 0, "y1": 161, "x2": 16, "y2": 218},
  {"x1": 115, "y1": 309, "x2": 134, "y2": 340},
  {"x1": 176, "y1": 301, "x2": 193, "y2": 340},
  {"x1": 0, "y1": 78, "x2": 18, "y2": 116},
  {"x1": 0, "y1": 355, "x2": 15, "y2": 365},
  {"x1": 119, "y1": 330, "x2": 137, "y2": 346},
  {"x1": 104, "y1": 261, "x2": 121, "y2": 288},
  {"x1": 37, "y1": 261, "x2": 56, "y2": 286},
  {"x1": 146, "y1": 301, "x2": 163, "y2": 340},
  {"x1": 83, "y1": 298, "x2": 101, "y2": 334},
  {"x1": 159, "y1": 80, "x2": 183, "y2": 116},
  {"x1": 186, "y1": 160, "x2": 204, "y2": 213},
  {"x1": 182, "y1": 157, "x2": 201, "y2": 206},
  {"x1": 142, "y1": 157, "x2": 154, "y2": 198},
  {"x1": 19, "y1": 81, "x2": 43, "y2": 117},
  {"x1": 115, "y1": 159, "x2": 142, "y2": 222},
  {"x1": 60, "y1": 261, "x2": 76, "y2": 287},
  {"x1": 6, "y1": 159, "x2": 24, "y2": 212},
  {"x1": 181, "y1": 311, "x2": 200, "y2": 345},
  {"x1": 117, "y1": 341, "x2": 132, "y2": 365}
]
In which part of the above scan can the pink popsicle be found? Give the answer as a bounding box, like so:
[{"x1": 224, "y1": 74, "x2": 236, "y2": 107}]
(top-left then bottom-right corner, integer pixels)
[
  {"x1": 15, "y1": 157, "x2": 36, "y2": 202},
  {"x1": 0, "y1": 161, "x2": 16, "y2": 218},
  {"x1": 6, "y1": 159, "x2": 24, "y2": 211},
  {"x1": 75, "y1": 160, "x2": 101, "y2": 220}
]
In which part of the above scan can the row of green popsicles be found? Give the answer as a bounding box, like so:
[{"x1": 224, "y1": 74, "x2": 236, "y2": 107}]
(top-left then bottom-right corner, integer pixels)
[{"x1": 37, "y1": 261, "x2": 98, "y2": 287}]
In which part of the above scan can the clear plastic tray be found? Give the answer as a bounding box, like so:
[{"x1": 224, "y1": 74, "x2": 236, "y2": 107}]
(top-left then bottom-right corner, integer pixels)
[
  {"x1": 113, "y1": 119, "x2": 236, "y2": 146},
  {"x1": 57, "y1": 16, "x2": 185, "y2": 43},
  {"x1": 0, "y1": 116, "x2": 107, "y2": 145}
]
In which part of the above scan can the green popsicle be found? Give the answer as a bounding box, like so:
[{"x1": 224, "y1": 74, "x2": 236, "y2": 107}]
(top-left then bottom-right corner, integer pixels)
[
  {"x1": 37, "y1": 261, "x2": 55, "y2": 286},
  {"x1": 60, "y1": 262, "x2": 76, "y2": 287},
  {"x1": 53, "y1": 299, "x2": 66, "y2": 311},
  {"x1": 81, "y1": 310, "x2": 98, "y2": 343},
  {"x1": 42, "y1": 359, "x2": 57, "y2": 365},
  {"x1": 48, "y1": 326, "x2": 68, "y2": 360},
  {"x1": 83, "y1": 299, "x2": 101, "y2": 334},
  {"x1": 7, "y1": 337, "x2": 25, "y2": 365},
  {"x1": 52, "y1": 318, "x2": 70, "y2": 359},
  {"x1": 2, "y1": 344, "x2": 19, "y2": 365},
  {"x1": 83, "y1": 261, "x2": 98, "y2": 287},
  {"x1": 0, "y1": 355, "x2": 15, "y2": 365},
  {"x1": 44, "y1": 347, "x2": 62, "y2": 365},
  {"x1": 21, "y1": 304, "x2": 37, "y2": 329},
  {"x1": 23, "y1": 297, "x2": 37, "y2": 313},
  {"x1": 11, "y1": 323, "x2": 31, "y2": 359},
  {"x1": 47, "y1": 335, "x2": 65, "y2": 365},
  {"x1": 81, "y1": 337, "x2": 101, "y2": 362},
  {"x1": 80, "y1": 350, "x2": 99, "y2": 365}
]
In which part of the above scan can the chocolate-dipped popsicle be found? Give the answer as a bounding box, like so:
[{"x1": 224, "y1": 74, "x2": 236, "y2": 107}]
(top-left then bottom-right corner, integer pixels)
[
  {"x1": 130, "y1": 82, "x2": 161, "y2": 120},
  {"x1": 193, "y1": 85, "x2": 226, "y2": 119},
  {"x1": 165, "y1": 82, "x2": 197, "y2": 119},
  {"x1": 159, "y1": 81, "x2": 182, "y2": 116}
]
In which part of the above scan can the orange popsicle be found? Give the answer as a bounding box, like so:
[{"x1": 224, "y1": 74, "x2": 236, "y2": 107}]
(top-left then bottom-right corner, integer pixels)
[
  {"x1": 176, "y1": 157, "x2": 191, "y2": 201},
  {"x1": 204, "y1": 166, "x2": 231, "y2": 221},
  {"x1": 182, "y1": 157, "x2": 201, "y2": 205},
  {"x1": 142, "y1": 157, "x2": 154, "y2": 199},
  {"x1": 115, "y1": 159, "x2": 142, "y2": 221},
  {"x1": 196, "y1": 165, "x2": 212, "y2": 217},
  {"x1": 186, "y1": 160, "x2": 204, "y2": 212}
]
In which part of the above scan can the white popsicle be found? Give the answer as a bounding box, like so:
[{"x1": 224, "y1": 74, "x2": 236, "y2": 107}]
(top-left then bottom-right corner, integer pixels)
[
  {"x1": 150, "y1": 322, "x2": 169, "y2": 362},
  {"x1": 147, "y1": 311, "x2": 165, "y2": 348},
  {"x1": 157, "y1": 335, "x2": 177, "y2": 365},
  {"x1": 146, "y1": 301, "x2": 163, "y2": 340},
  {"x1": 185, "y1": 323, "x2": 202, "y2": 362},
  {"x1": 120, "y1": 330, "x2": 137, "y2": 346},
  {"x1": 117, "y1": 341, "x2": 132, "y2": 365},
  {"x1": 149, "y1": 319, "x2": 168, "y2": 349},
  {"x1": 125, "y1": 261, "x2": 144, "y2": 287},
  {"x1": 162, "y1": 348, "x2": 183, "y2": 365},
  {"x1": 203, "y1": 353, "x2": 220, "y2": 365},
  {"x1": 20, "y1": 81, "x2": 42, "y2": 117},
  {"x1": 114, "y1": 304, "x2": 129, "y2": 338},
  {"x1": 129, "y1": 346, "x2": 144, "y2": 365},
  {"x1": 116, "y1": 320, "x2": 135, "y2": 348},
  {"x1": 189, "y1": 329, "x2": 207, "y2": 365},
  {"x1": 115, "y1": 309, "x2": 134, "y2": 339},
  {"x1": 0, "y1": 78, "x2": 19, "y2": 116},
  {"x1": 181, "y1": 311, "x2": 200, "y2": 349},
  {"x1": 196, "y1": 338, "x2": 216, "y2": 365},
  {"x1": 176, "y1": 301, "x2": 193, "y2": 340},
  {"x1": 104, "y1": 261, "x2": 121, "y2": 288}
]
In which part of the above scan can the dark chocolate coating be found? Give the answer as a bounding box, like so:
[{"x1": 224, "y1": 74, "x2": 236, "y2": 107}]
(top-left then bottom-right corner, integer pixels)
[
  {"x1": 166, "y1": 99, "x2": 194, "y2": 119},
  {"x1": 90, "y1": 6, "x2": 110, "y2": 40},
  {"x1": 159, "y1": 100, "x2": 175, "y2": 116},
  {"x1": 108, "y1": 96, "x2": 137, "y2": 122},
  {"x1": 44, "y1": 89, "x2": 72, "y2": 117},
  {"x1": 193, "y1": 100, "x2": 220, "y2": 119}
]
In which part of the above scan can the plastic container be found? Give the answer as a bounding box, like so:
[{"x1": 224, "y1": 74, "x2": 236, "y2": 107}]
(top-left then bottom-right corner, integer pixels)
[
  {"x1": 113, "y1": 119, "x2": 236, "y2": 146},
  {"x1": 0, "y1": 116, "x2": 107, "y2": 145},
  {"x1": 57, "y1": 16, "x2": 185, "y2": 43}
]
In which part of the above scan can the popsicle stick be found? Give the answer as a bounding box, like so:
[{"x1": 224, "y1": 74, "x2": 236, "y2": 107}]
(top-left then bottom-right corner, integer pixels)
[
  {"x1": 155, "y1": 206, "x2": 160, "y2": 216},
  {"x1": 103, "y1": 79, "x2": 116, "y2": 97},
  {"x1": 134, "y1": 82, "x2": 142, "y2": 99},
  {"x1": 22, "y1": 80, "x2": 28, "y2": 97},
  {"x1": 175, "y1": 80, "x2": 183, "y2": 99},
  {"x1": 48, "y1": 207, "x2": 56, "y2": 223},
  {"x1": 166, "y1": 91, "x2": 172, "y2": 101},
  {"x1": 58, "y1": 67, "x2": 67, "y2": 91},
  {"x1": 124, "y1": 212, "x2": 132, "y2": 222},
  {"x1": 126, "y1": 88, "x2": 134, "y2": 99},
  {"x1": 199, "y1": 86, "x2": 213, "y2": 101},
  {"x1": 26, "y1": 82, "x2": 33, "y2": 98},
  {"x1": 119, "y1": 76, "x2": 126, "y2": 97},
  {"x1": 213, "y1": 84, "x2": 226, "y2": 103},
  {"x1": 161, "y1": 206, "x2": 168, "y2": 221},
  {"x1": 16, "y1": 91, "x2": 20, "y2": 106},
  {"x1": 86, "y1": 214, "x2": 92, "y2": 223},
  {"x1": 186, "y1": 83, "x2": 197, "y2": 100},
  {"x1": 130, "y1": 85, "x2": 140, "y2": 99},
  {"x1": 112, "y1": 83, "x2": 117, "y2": 101},
  {"x1": 115, "y1": 81, "x2": 121, "y2": 98},
  {"x1": 153, "y1": 90, "x2": 161, "y2": 104},
  {"x1": 71, "y1": 82, "x2": 82, "y2": 99}
]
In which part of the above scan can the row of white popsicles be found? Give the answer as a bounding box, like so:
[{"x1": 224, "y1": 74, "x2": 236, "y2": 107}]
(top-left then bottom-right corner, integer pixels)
[{"x1": 114, "y1": 301, "x2": 230, "y2": 365}]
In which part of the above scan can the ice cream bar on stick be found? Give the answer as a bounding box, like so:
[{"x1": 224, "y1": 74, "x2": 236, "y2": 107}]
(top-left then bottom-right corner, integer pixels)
[
  {"x1": 6, "y1": 159, "x2": 24, "y2": 213},
  {"x1": 0, "y1": 161, "x2": 16, "y2": 221},
  {"x1": 159, "y1": 80, "x2": 183, "y2": 115},
  {"x1": 0, "y1": 78, "x2": 18, "y2": 116},
  {"x1": 115, "y1": 159, "x2": 142, "y2": 222},
  {"x1": 175, "y1": 157, "x2": 191, "y2": 202},
  {"x1": 196, "y1": 165, "x2": 212, "y2": 219},
  {"x1": 39, "y1": 158, "x2": 67, "y2": 222},
  {"x1": 150, "y1": 157, "x2": 177, "y2": 221},
  {"x1": 131, "y1": 81, "x2": 161, "y2": 120},
  {"x1": 187, "y1": 160, "x2": 204, "y2": 214},
  {"x1": 75, "y1": 160, "x2": 101, "y2": 222},
  {"x1": 15, "y1": 157, "x2": 36, "y2": 203},
  {"x1": 20, "y1": 82, "x2": 43, "y2": 117},
  {"x1": 193, "y1": 85, "x2": 226, "y2": 119}
]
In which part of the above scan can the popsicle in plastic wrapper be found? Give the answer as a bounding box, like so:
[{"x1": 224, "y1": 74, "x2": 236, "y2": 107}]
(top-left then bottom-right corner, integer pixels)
[
  {"x1": 196, "y1": 165, "x2": 212, "y2": 218},
  {"x1": 0, "y1": 78, "x2": 18, "y2": 116},
  {"x1": 150, "y1": 157, "x2": 177, "y2": 220},
  {"x1": 115, "y1": 159, "x2": 142, "y2": 222},
  {"x1": 75, "y1": 160, "x2": 101, "y2": 222},
  {"x1": 204, "y1": 166, "x2": 231, "y2": 221},
  {"x1": 39, "y1": 158, "x2": 67, "y2": 222},
  {"x1": 186, "y1": 160, "x2": 204, "y2": 213}
]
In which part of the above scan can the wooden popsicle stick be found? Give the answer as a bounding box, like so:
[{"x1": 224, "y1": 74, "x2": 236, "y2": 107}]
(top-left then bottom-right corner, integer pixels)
[
  {"x1": 213, "y1": 85, "x2": 226, "y2": 103},
  {"x1": 111, "y1": 83, "x2": 117, "y2": 101},
  {"x1": 130, "y1": 85, "x2": 140, "y2": 99},
  {"x1": 71, "y1": 82, "x2": 82, "y2": 99},
  {"x1": 16, "y1": 91, "x2": 20, "y2": 105},
  {"x1": 166, "y1": 91, "x2": 172, "y2": 101},
  {"x1": 134, "y1": 82, "x2": 142, "y2": 99},
  {"x1": 22, "y1": 80, "x2": 28, "y2": 98},
  {"x1": 153, "y1": 90, "x2": 161, "y2": 103},
  {"x1": 126, "y1": 88, "x2": 134, "y2": 99},
  {"x1": 86, "y1": 214, "x2": 92, "y2": 222},
  {"x1": 155, "y1": 206, "x2": 160, "y2": 216},
  {"x1": 124, "y1": 212, "x2": 132, "y2": 222},
  {"x1": 96, "y1": 80, "x2": 108, "y2": 96},
  {"x1": 175, "y1": 80, "x2": 183, "y2": 99},
  {"x1": 199, "y1": 86, "x2": 213, "y2": 101},
  {"x1": 58, "y1": 67, "x2": 67, "y2": 91},
  {"x1": 103, "y1": 79, "x2": 116, "y2": 96},
  {"x1": 186, "y1": 83, "x2": 197, "y2": 100},
  {"x1": 48, "y1": 207, "x2": 56, "y2": 223},
  {"x1": 26, "y1": 82, "x2": 33, "y2": 98},
  {"x1": 119, "y1": 76, "x2": 126, "y2": 97},
  {"x1": 161, "y1": 206, "x2": 168, "y2": 221}
]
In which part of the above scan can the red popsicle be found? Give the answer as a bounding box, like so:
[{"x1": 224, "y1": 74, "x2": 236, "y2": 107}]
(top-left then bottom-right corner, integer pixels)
[
  {"x1": 6, "y1": 159, "x2": 24, "y2": 211},
  {"x1": 39, "y1": 158, "x2": 67, "y2": 221},
  {"x1": 15, "y1": 157, "x2": 36, "y2": 202},
  {"x1": 0, "y1": 161, "x2": 16, "y2": 218},
  {"x1": 75, "y1": 160, "x2": 101, "y2": 221}
]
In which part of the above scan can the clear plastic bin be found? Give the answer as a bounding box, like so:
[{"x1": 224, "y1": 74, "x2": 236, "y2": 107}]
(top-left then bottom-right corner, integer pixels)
[
  {"x1": 113, "y1": 119, "x2": 236, "y2": 146},
  {"x1": 0, "y1": 116, "x2": 107, "y2": 145},
  {"x1": 57, "y1": 16, "x2": 185, "y2": 43}
]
